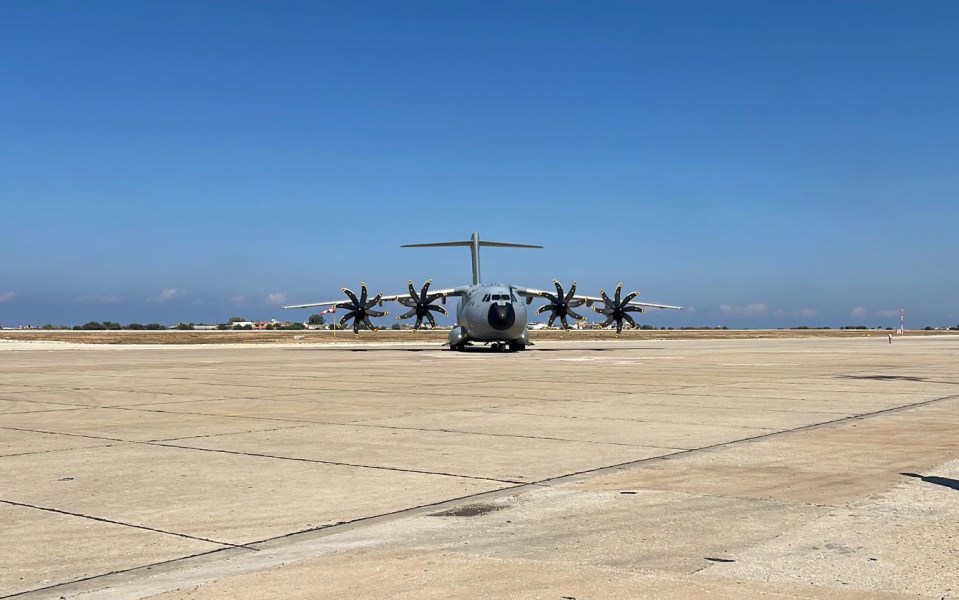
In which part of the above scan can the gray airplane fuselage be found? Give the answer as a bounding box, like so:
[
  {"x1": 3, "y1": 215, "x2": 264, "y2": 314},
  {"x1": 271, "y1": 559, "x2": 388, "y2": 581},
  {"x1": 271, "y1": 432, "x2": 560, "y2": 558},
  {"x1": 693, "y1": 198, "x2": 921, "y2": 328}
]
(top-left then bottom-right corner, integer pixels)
[{"x1": 455, "y1": 284, "x2": 528, "y2": 343}]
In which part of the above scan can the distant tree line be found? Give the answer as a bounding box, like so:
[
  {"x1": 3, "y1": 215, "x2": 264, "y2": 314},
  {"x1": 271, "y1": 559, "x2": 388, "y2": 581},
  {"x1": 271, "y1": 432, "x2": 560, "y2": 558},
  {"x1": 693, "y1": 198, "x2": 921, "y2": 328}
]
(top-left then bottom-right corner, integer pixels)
[{"x1": 73, "y1": 321, "x2": 167, "y2": 330}]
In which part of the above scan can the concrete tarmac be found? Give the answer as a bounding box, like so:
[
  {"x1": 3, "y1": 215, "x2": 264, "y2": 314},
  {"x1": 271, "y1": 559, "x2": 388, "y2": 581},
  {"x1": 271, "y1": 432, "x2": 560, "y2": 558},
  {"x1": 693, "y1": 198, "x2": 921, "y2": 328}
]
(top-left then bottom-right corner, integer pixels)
[{"x1": 1, "y1": 336, "x2": 957, "y2": 599}]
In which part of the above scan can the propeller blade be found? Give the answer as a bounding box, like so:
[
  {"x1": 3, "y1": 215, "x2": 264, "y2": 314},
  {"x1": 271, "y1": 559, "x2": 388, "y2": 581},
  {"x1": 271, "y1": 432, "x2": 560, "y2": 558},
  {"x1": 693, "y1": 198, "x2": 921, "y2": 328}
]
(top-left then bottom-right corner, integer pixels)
[
  {"x1": 426, "y1": 304, "x2": 448, "y2": 316},
  {"x1": 547, "y1": 313, "x2": 558, "y2": 328},
  {"x1": 359, "y1": 283, "x2": 368, "y2": 306},
  {"x1": 560, "y1": 314, "x2": 571, "y2": 330},
  {"x1": 623, "y1": 305, "x2": 645, "y2": 313},
  {"x1": 425, "y1": 311, "x2": 436, "y2": 328},
  {"x1": 342, "y1": 288, "x2": 360, "y2": 307},
  {"x1": 362, "y1": 316, "x2": 376, "y2": 331},
  {"x1": 398, "y1": 297, "x2": 416, "y2": 307},
  {"x1": 622, "y1": 291, "x2": 639, "y2": 305},
  {"x1": 567, "y1": 308, "x2": 585, "y2": 320},
  {"x1": 398, "y1": 308, "x2": 417, "y2": 319},
  {"x1": 614, "y1": 283, "x2": 623, "y2": 304},
  {"x1": 615, "y1": 319, "x2": 624, "y2": 334},
  {"x1": 552, "y1": 279, "x2": 564, "y2": 299},
  {"x1": 536, "y1": 304, "x2": 556, "y2": 315},
  {"x1": 413, "y1": 315, "x2": 423, "y2": 329},
  {"x1": 407, "y1": 281, "x2": 419, "y2": 303},
  {"x1": 420, "y1": 279, "x2": 432, "y2": 301},
  {"x1": 623, "y1": 313, "x2": 637, "y2": 328},
  {"x1": 365, "y1": 292, "x2": 383, "y2": 310},
  {"x1": 366, "y1": 309, "x2": 387, "y2": 318},
  {"x1": 565, "y1": 281, "x2": 577, "y2": 303}
]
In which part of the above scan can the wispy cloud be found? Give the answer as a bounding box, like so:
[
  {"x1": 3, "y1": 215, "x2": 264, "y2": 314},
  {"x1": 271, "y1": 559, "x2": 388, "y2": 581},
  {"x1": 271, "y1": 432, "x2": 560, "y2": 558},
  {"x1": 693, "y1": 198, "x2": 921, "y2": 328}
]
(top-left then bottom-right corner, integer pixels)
[
  {"x1": 78, "y1": 294, "x2": 123, "y2": 304},
  {"x1": 148, "y1": 288, "x2": 183, "y2": 303},
  {"x1": 850, "y1": 307, "x2": 867, "y2": 318},
  {"x1": 264, "y1": 292, "x2": 288, "y2": 305},
  {"x1": 230, "y1": 294, "x2": 248, "y2": 304},
  {"x1": 720, "y1": 303, "x2": 768, "y2": 317},
  {"x1": 0, "y1": 291, "x2": 16, "y2": 303}
]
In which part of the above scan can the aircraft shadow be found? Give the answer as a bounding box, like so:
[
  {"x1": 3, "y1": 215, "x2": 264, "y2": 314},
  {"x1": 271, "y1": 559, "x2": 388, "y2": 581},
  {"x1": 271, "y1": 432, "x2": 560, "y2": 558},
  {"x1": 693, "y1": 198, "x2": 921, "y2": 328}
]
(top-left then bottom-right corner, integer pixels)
[
  {"x1": 901, "y1": 472, "x2": 959, "y2": 491},
  {"x1": 283, "y1": 346, "x2": 663, "y2": 353}
]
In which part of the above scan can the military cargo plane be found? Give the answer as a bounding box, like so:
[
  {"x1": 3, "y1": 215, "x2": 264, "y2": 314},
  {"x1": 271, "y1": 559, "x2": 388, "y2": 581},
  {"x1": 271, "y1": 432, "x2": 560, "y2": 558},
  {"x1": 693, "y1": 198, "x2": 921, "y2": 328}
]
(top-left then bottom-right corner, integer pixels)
[{"x1": 283, "y1": 232, "x2": 682, "y2": 351}]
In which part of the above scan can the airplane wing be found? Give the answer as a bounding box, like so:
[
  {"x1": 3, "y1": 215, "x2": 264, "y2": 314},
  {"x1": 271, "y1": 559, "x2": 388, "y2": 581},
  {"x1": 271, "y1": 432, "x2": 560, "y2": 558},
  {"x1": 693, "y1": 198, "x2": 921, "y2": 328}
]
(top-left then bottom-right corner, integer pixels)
[
  {"x1": 514, "y1": 285, "x2": 683, "y2": 310},
  {"x1": 377, "y1": 287, "x2": 465, "y2": 304},
  {"x1": 282, "y1": 285, "x2": 467, "y2": 310},
  {"x1": 281, "y1": 300, "x2": 341, "y2": 310},
  {"x1": 575, "y1": 295, "x2": 684, "y2": 310}
]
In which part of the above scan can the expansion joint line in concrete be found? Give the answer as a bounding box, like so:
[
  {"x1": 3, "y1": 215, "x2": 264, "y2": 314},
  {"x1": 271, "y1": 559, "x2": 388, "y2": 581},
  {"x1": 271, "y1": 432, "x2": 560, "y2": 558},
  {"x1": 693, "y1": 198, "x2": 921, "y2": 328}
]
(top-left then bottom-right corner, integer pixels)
[
  {"x1": 0, "y1": 547, "x2": 238, "y2": 600},
  {"x1": 145, "y1": 442, "x2": 527, "y2": 485},
  {"x1": 111, "y1": 405, "x2": 675, "y2": 450},
  {"x1": 531, "y1": 392, "x2": 959, "y2": 489},
  {"x1": 0, "y1": 499, "x2": 253, "y2": 550},
  {"x1": 146, "y1": 423, "x2": 313, "y2": 443},
  {"x1": 341, "y1": 421, "x2": 670, "y2": 449},
  {"x1": 0, "y1": 425, "x2": 128, "y2": 444}
]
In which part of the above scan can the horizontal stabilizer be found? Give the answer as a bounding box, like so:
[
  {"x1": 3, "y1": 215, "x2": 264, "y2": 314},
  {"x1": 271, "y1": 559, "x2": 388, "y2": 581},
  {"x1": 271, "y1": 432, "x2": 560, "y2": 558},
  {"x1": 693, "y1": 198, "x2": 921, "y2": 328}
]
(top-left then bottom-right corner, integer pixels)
[
  {"x1": 402, "y1": 240, "x2": 542, "y2": 249},
  {"x1": 402, "y1": 232, "x2": 541, "y2": 285}
]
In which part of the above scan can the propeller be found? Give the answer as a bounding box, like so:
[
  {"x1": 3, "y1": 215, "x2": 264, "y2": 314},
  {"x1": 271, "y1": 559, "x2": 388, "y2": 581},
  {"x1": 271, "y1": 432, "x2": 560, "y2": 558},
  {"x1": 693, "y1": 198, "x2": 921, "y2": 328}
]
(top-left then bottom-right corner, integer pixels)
[
  {"x1": 397, "y1": 279, "x2": 448, "y2": 329},
  {"x1": 592, "y1": 283, "x2": 644, "y2": 334},
  {"x1": 337, "y1": 282, "x2": 387, "y2": 334},
  {"x1": 535, "y1": 279, "x2": 586, "y2": 329}
]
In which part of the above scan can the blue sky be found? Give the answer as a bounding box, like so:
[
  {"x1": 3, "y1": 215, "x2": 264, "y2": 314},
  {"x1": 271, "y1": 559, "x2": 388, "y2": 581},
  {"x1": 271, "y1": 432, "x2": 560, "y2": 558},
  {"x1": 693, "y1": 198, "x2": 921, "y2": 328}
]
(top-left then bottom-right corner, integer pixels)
[{"x1": 1, "y1": 2, "x2": 956, "y2": 328}]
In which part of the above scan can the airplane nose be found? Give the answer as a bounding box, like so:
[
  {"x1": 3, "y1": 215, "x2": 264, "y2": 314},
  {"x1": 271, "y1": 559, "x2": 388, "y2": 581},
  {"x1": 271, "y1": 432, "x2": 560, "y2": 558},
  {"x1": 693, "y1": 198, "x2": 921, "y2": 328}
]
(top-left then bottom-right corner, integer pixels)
[{"x1": 487, "y1": 303, "x2": 516, "y2": 331}]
